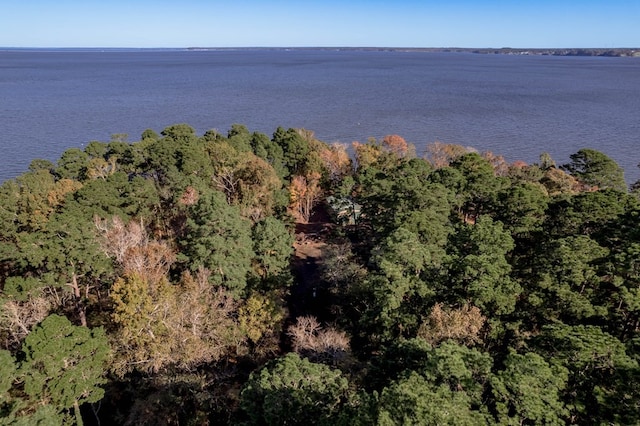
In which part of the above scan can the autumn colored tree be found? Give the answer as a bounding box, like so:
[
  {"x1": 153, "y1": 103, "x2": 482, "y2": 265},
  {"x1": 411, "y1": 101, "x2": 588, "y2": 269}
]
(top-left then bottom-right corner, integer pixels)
[
  {"x1": 289, "y1": 172, "x2": 322, "y2": 223},
  {"x1": 318, "y1": 142, "x2": 352, "y2": 184},
  {"x1": 0, "y1": 295, "x2": 51, "y2": 351},
  {"x1": 481, "y1": 150, "x2": 509, "y2": 176},
  {"x1": 287, "y1": 316, "x2": 350, "y2": 364},
  {"x1": 4, "y1": 124, "x2": 640, "y2": 424},
  {"x1": 234, "y1": 155, "x2": 284, "y2": 221},
  {"x1": 424, "y1": 141, "x2": 471, "y2": 169},
  {"x1": 95, "y1": 215, "x2": 175, "y2": 286},
  {"x1": 381, "y1": 134, "x2": 415, "y2": 159},
  {"x1": 352, "y1": 139, "x2": 382, "y2": 170},
  {"x1": 417, "y1": 303, "x2": 486, "y2": 346},
  {"x1": 238, "y1": 292, "x2": 284, "y2": 349},
  {"x1": 109, "y1": 269, "x2": 243, "y2": 376}
]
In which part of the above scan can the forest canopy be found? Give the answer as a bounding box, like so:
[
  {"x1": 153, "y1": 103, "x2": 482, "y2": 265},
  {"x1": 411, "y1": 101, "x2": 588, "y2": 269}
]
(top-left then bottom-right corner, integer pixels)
[{"x1": 1, "y1": 124, "x2": 640, "y2": 424}]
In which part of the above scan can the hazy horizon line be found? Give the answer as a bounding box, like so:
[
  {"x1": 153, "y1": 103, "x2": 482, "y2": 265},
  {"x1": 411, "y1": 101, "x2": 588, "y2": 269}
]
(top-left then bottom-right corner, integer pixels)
[{"x1": 2, "y1": 46, "x2": 639, "y2": 51}]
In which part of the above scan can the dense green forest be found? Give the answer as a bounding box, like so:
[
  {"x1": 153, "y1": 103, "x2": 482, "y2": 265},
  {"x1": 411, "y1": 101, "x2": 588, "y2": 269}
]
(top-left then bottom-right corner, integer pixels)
[{"x1": 1, "y1": 123, "x2": 640, "y2": 425}]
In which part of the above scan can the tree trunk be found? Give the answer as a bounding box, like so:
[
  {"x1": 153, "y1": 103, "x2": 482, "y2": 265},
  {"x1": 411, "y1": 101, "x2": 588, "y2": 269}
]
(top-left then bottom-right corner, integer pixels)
[
  {"x1": 73, "y1": 400, "x2": 84, "y2": 426},
  {"x1": 69, "y1": 273, "x2": 88, "y2": 327}
]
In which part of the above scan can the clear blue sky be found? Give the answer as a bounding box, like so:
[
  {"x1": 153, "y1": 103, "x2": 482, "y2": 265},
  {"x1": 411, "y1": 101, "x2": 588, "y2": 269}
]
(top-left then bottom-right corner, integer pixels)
[{"x1": 2, "y1": 0, "x2": 638, "y2": 48}]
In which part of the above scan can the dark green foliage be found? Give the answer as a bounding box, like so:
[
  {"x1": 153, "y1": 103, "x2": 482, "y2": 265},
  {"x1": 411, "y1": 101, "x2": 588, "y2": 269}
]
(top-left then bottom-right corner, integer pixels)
[
  {"x1": 449, "y1": 152, "x2": 507, "y2": 219},
  {"x1": 561, "y1": 148, "x2": 626, "y2": 191},
  {"x1": 21, "y1": 315, "x2": 110, "y2": 407},
  {"x1": 180, "y1": 190, "x2": 255, "y2": 295},
  {"x1": 445, "y1": 216, "x2": 520, "y2": 316},
  {"x1": 0, "y1": 349, "x2": 16, "y2": 397},
  {"x1": 353, "y1": 229, "x2": 439, "y2": 344},
  {"x1": 251, "y1": 131, "x2": 286, "y2": 178},
  {"x1": 2, "y1": 277, "x2": 43, "y2": 300},
  {"x1": 355, "y1": 158, "x2": 452, "y2": 247},
  {"x1": 272, "y1": 127, "x2": 311, "y2": 176},
  {"x1": 240, "y1": 353, "x2": 350, "y2": 425},
  {"x1": 421, "y1": 341, "x2": 493, "y2": 407},
  {"x1": 84, "y1": 141, "x2": 108, "y2": 159},
  {"x1": 227, "y1": 124, "x2": 253, "y2": 153},
  {"x1": 251, "y1": 216, "x2": 294, "y2": 281},
  {"x1": 55, "y1": 148, "x2": 89, "y2": 181},
  {"x1": 493, "y1": 181, "x2": 548, "y2": 237},
  {"x1": 491, "y1": 352, "x2": 568, "y2": 425},
  {"x1": 533, "y1": 323, "x2": 639, "y2": 424},
  {"x1": 0, "y1": 315, "x2": 110, "y2": 424},
  {"x1": 141, "y1": 128, "x2": 160, "y2": 141},
  {"x1": 3, "y1": 126, "x2": 640, "y2": 424},
  {"x1": 524, "y1": 235, "x2": 609, "y2": 326},
  {"x1": 366, "y1": 338, "x2": 433, "y2": 390},
  {"x1": 375, "y1": 372, "x2": 489, "y2": 425},
  {"x1": 27, "y1": 159, "x2": 55, "y2": 173},
  {"x1": 545, "y1": 189, "x2": 636, "y2": 239}
]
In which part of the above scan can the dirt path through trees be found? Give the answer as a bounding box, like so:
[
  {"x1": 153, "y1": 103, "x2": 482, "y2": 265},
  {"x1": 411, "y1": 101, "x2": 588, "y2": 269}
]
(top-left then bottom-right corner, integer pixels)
[{"x1": 289, "y1": 206, "x2": 332, "y2": 319}]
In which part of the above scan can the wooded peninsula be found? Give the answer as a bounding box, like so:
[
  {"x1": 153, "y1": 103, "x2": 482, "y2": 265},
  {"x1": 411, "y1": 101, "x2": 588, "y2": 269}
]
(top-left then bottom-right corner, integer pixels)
[{"x1": 1, "y1": 124, "x2": 640, "y2": 424}]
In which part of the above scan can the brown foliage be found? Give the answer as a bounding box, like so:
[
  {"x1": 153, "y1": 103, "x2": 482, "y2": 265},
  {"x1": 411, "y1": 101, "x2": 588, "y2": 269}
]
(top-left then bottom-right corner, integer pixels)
[
  {"x1": 418, "y1": 303, "x2": 486, "y2": 346},
  {"x1": 0, "y1": 296, "x2": 51, "y2": 351},
  {"x1": 511, "y1": 160, "x2": 528, "y2": 169},
  {"x1": 46, "y1": 178, "x2": 83, "y2": 206},
  {"x1": 95, "y1": 216, "x2": 175, "y2": 286},
  {"x1": 482, "y1": 151, "x2": 510, "y2": 177},
  {"x1": 541, "y1": 167, "x2": 582, "y2": 196},
  {"x1": 174, "y1": 268, "x2": 245, "y2": 366},
  {"x1": 319, "y1": 143, "x2": 352, "y2": 182},
  {"x1": 235, "y1": 156, "x2": 282, "y2": 221},
  {"x1": 382, "y1": 134, "x2": 414, "y2": 158},
  {"x1": 352, "y1": 140, "x2": 381, "y2": 170},
  {"x1": 110, "y1": 268, "x2": 244, "y2": 376},
  {"x1": 424, "y1": 141, "x2": 472, "y2": 168},
  {"x1": 86, "y1": 157, "x2": 117, "y2": 180},
  {"x1": 288, "y1": 316, "x2": 350, "y2": 363},
  {"x1": 179, "y1": 186, "x2": 200, "y2": 206},
  {"x1": 289, "y1": 172, "x2": 322, "y2": 223}
]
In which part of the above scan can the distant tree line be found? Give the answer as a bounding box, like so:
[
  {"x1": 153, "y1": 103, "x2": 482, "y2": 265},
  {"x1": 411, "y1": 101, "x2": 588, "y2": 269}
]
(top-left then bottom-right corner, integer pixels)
[{"x1": 1, "y1": 123, "x2": 640, "y2": 424}]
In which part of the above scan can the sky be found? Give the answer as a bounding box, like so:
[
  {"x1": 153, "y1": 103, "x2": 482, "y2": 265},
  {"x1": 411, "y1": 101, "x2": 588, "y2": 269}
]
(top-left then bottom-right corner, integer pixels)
[{"x1": 1, "y1": 0, "x2": 638, "y2": 48}]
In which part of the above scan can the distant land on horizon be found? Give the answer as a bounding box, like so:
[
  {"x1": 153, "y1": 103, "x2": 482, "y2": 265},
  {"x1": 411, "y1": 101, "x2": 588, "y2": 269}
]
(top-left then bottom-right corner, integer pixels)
[
  {"x1": 2, "y1": 46, "x2": 639, "y2": 57},
  {"x1": 186, "y1": 47, "x2": 640, "y2": 57}
]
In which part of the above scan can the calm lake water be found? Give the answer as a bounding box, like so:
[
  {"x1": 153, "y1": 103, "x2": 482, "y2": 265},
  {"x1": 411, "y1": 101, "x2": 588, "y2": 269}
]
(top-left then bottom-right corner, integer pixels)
[{"x1": 1, "y1": 49, "x2": 639, "y2": 183}]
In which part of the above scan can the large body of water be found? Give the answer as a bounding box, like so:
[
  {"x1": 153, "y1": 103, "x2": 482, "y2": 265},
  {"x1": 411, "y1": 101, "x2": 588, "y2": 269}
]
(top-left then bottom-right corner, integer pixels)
[{"x1": 1, "y1": 49, "x2": 639, "y2": 183}]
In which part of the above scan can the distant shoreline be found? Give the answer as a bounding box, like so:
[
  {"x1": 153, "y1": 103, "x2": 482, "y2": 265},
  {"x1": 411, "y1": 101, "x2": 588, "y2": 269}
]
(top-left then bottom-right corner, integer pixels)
[
  {"x1": 187, "y1": 47, "x2": 640, "y2": 57},
  {"x1": 2, "y1": 46, "x2": 639, "y2": 57}
]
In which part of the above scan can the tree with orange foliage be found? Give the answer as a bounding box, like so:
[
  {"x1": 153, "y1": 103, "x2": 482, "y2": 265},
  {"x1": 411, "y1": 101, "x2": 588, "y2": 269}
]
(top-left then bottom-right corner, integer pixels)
[
  {"x1": 352, "y1": 140, "x2": 381, "y2": 170},
  {"x1": 289, "y1": 172, "x2": 323, "y2": 223},
  {"x1": 382, "y1": 134, "x2": 415, "y2": 159},
  {"x1": 319, "y1": 143, "x2": 352, "y2": 183},
  {"x1": 425, "y1": 141, "x2": 472, "y2": 169},
  {"x1": 481, "y1": 151, "x2": 510, "y2": 177}
]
